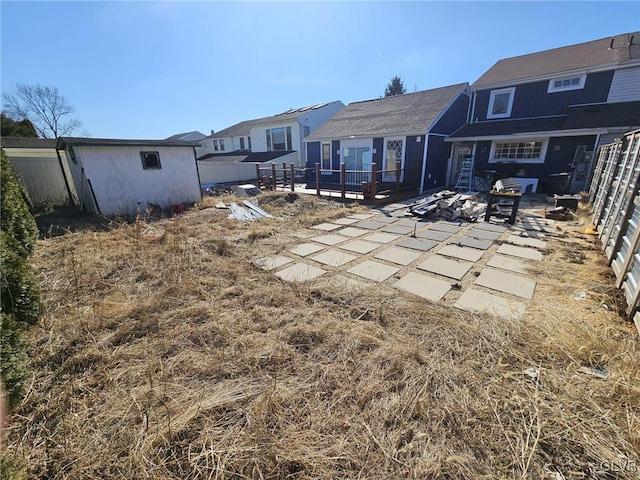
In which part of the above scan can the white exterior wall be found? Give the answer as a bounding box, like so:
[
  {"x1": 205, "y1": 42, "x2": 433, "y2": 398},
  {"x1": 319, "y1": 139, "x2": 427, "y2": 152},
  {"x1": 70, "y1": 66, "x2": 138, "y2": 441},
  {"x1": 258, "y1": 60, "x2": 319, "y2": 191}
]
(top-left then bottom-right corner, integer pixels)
[
  {"x1": 296, "y1": 102, "x2": 345, "y2": 152},
  {"x1": 71, "y1": 145, "x2": 201, "y2": 216},
  {"x1": 5, "y1": 148, "x2": 77, "y2": 206},
  {"x1": 198, "y1": 152, "x2": 298, "y2": 185},
  {"x1": 249, "y1": 121, "x2": 301, "y2": 165},
  {"x1": 607, "y1": 66, "x2": 640, "y2": 103}
]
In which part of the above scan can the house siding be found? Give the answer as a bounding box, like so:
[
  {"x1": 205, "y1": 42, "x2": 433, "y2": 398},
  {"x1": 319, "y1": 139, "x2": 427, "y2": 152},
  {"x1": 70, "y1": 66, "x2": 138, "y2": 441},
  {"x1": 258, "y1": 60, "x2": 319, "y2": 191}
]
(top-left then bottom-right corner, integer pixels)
[
  {"x1": 331, "y1": 140, "x2": 341, "y2": 169},
  {"x1": 373, "y1": 138, "x2": 384, "y2": 166},
  {"x1": 431, "y1": 93, "x2": 470, "y2": 134},
  {"x1": 307, "y1": 141, "x2": 321, "y2": 167},
  {"x1": 473, "y1": 71, "x2": 614, "y2": 121},
  {"x1": 72, "y1": 145, "x2": 201, "y2": 216},
  {"x1": 607, "y1": 66, "x2": 640, "y2": 103},
  {"x1": 422, "y1": 135, "x2": 450, "y2": 189},
  {"x1": 405, "y1": 135, "x2": 425, "y2": 185}
]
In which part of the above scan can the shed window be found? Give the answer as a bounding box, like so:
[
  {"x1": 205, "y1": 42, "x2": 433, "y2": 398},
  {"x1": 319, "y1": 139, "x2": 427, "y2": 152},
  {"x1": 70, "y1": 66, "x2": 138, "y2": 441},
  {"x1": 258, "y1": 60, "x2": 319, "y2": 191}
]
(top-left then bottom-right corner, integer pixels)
[
  {"x1": 140, "y1": 151, "x2": 161, "y2": 169},
  {"x1": 487, "y1": 87, "x2": 515, "y2": 119},
  {"x1": 548, "y1": 75, "x2": 586, "y2": 93}
]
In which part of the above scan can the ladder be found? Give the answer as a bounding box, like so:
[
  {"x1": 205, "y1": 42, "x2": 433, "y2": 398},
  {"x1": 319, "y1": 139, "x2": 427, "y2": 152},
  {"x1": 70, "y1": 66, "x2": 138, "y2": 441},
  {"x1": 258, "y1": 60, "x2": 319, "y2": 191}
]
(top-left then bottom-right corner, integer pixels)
[{"x1": 454, "y1": 156, "x2": 474, "y2": 191}]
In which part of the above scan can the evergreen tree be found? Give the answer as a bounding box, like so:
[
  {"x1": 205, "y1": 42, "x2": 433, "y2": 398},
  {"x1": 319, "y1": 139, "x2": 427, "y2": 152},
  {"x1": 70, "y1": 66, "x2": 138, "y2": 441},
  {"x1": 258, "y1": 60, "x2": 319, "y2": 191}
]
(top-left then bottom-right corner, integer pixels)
[{"x1": 384, "y1": 76, "x2": 407, "y2": 97}]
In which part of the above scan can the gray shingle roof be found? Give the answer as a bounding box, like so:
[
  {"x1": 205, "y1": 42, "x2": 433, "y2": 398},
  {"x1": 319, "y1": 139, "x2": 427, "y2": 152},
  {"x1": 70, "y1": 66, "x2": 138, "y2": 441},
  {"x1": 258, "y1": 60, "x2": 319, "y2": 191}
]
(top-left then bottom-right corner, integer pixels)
[
  {"x1": 56, "y1": 137, "x2": 200, "y2": 149},
  {"x1": 1, "y1": 137, "x2": 57, "y2": 149},
  {"x1": 165, "y1": 131, "x2": 206, "y2": 141},
  {"x1": 474, "y1": 31, "x2": 640, "y2": 88},
  {"x1": 206, "y1": 101, "x2": 344, "y2": 139},
  {"x1": 197, "y1": 151, "x2": 296, "y2": 163},
  {"x1": 304, "y1": 84, "x2": 468, "y2": 141}
]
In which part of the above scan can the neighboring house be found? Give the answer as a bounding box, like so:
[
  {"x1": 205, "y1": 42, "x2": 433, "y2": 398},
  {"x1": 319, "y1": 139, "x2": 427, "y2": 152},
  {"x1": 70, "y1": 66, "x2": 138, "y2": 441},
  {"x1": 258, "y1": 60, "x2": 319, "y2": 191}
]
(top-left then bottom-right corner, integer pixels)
[
  {"x1": 304, "y1": 84, "x2": 471, "y2": 194},
  {"x1": 197, "y1": 150, "x2": 298, "y2": 185},
  {"x1": 447, "y1": 31, "x2": 640, "y2": 193},
  {"x1": 197, "y1": 101, "x2": 345, "y2": 167},
  {"x1": 2, "y1": 137, "x2": 77, "y2": 207},
  {"x1": 166, "y1": 130, "x2": 207, "y2": 143},
  {"x1": 56, "y1": 137, "x2": 202, "y2": 216}
]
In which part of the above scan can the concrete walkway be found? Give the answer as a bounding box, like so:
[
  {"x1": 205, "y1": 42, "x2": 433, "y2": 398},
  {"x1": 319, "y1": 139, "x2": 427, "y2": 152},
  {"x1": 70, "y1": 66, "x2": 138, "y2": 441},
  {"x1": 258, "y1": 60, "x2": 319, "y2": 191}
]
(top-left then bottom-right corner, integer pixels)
[{"x1": 255, "y1": 197, "x2": 554, "y2": 321}]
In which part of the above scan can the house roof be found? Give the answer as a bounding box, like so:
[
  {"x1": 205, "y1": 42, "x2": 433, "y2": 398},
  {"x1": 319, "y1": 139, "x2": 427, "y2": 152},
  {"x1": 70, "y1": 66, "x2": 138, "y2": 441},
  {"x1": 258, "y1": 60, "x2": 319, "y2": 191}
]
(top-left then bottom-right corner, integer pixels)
[
  {"x1": 1, "y1": 137, "x2": 57, "y2": 149},
  {"x1": 56, "y1": 137, "x2": 200, "y2": 149},
  {"x1": 304, "y1": 84, "x2": 468, "y2": 142},
  {"x1": 197, "y1": 150, "x2": 296, "y2": 163},
  {"x1": 165, "y1": 130, "x2": 206, "y2": 142},
  {"x1": 448, "y1": 101, "x2": 640, "y2": 140},
  {"x1": 205, "y1": 101, "x2": 344, "y2": 139},
  {"x1": 473, "y1": 31, "x2": 640, "y2": 88}
]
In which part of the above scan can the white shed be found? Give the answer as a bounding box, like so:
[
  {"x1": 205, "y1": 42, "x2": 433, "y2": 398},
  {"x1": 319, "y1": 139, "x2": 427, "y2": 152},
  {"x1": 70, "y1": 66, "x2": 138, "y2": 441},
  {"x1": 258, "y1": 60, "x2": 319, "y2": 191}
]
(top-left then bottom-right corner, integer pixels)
[{"x1": 56, "y1": 137, "x2": 202, "y2": 216}]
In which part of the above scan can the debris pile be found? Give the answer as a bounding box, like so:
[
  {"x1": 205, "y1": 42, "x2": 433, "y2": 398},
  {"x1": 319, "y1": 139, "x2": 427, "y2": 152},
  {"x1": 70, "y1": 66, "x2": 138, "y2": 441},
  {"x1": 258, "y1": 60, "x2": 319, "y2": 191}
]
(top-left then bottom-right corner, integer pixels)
[
  {"x1": 409, "y1": 190, "x2": 487, "y2": 221},
  {"x1": 545, "y1": 206, "x2": 574, "y2": 221},
  {"x1": 201, "y1": 184, "x2": 234, "y2": 196},
  {"x1": 228, "y1": 200, "x2": 273, "y2": 221}
]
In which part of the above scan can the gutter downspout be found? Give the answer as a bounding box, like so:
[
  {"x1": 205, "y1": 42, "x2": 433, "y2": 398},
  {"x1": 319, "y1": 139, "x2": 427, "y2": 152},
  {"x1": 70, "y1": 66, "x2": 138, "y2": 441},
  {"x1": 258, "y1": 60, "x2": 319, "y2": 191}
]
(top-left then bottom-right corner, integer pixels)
[
  {"x1": 193, "y1": 146, "x2": 203, "y2": 201},
  {"x1": 55, "y1": 146, "x2": 76, "y2": 206}
]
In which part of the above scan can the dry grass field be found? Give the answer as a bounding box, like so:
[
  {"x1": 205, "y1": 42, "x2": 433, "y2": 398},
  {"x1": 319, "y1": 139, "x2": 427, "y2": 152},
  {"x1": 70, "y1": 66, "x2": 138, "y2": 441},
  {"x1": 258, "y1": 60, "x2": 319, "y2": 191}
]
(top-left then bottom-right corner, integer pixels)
[{"x1": 4, "y1": 192, "x2": 640, "y2": 479}]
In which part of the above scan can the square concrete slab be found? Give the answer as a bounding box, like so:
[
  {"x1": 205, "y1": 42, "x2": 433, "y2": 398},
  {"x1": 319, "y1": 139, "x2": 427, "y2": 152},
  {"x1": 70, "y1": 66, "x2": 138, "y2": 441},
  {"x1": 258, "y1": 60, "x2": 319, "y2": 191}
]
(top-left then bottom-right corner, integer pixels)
[
  {"x1": 414, "y1": 229, "x2": 452, "y2": 242},
  {"x1": 438, "y1": 245, "x2": 484, "y2": 262},
  {"x1": 355, "y1": 220, "x2": 387, "y2": 230},
  {"x1": 374, "y1": 246, "x2": 423, "y2": 266},
  {"x1": 339, "y1": 240, "x2": 381, "y2": 254},
  {"x1": 364, "y1": 232, "x2": 402, "y2": 244},
  {"x1": 454, "y1": 288, "x2": 526, "y2": 320},
  {"x1": 395, "y1": 218, "x2": 423, "y2": 228},
  {"x1": 311, "y1": 234, "x2": 349, "y2": 246},
  {"x1": 417, "y1": 254, "x2": 472, "y2": 280},
  {"x1": 348, "y1": 213, "x2": 375, "y2": 220},
  {"x1": 348, "y1": 260, "x2": 400, "y2": 282},
  {"x1": 369, "y1": 215, "x2": 400, "y2": 224},
  {"x1": 394, "y1": 272, "x2": 452, "y2": 301},
  {"x1": 311, "y1": 222, "x2": 342, "y2": 231},
  {"x1": 338, "y1": 227, "x2": 370, "y2": 238},
  {"x1": 293, "y1": 230, "x2": 315, "y2": 239},
  {"x1": 310, "y1": 249, "x2": 357, "y2": 267},
  {"x1": 397, "y1": 237, "x2": 438, "y2": 252},
  {"x1": 276, "y1": 263, "x2": 326, "y2": 282},
  {"x1": 467, "y1": 228, "x2": 503, "y2": 241},
  {"x1": 255, "y1": 255, "x2": 294, "y2": 270},
  {"x1": 519, "y1": 217, "x2": 551, "y2": 232},
  {"x1": 475, "y1": 222, "x2": 508, "y2": 233},
  {"x1": 452, "y1": 236, "x2": 494, "y2": 250},
  {"x1": 497, "y1": 244, "x2": 543, "y2": 261},
  {"x1": 486, "y1": 254, "x2": 529, "y2": 274},
  {"x1": 290, "y1": 243, "x2": 325, "y2": 257},
  {"x1": 428, "y1": 222, "x2": 463, "y2": 234},
  {"x1": 506, "y1": 235, "x2": 547, "y2": 250},
  {"x1": 381, "y1": 224, "x2": 415, "y2": 235},
  {"x1": 331, "y1": 217, "x2": 360, "y2": 226},
  {"x1": 475, "y1": 268, "x2": 536, "y2": 299}
]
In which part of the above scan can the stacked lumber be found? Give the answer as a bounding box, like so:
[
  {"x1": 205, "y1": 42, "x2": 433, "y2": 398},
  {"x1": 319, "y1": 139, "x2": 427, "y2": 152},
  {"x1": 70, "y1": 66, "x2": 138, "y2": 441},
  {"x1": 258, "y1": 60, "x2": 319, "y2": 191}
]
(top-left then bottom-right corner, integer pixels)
[{"x1": 409, "y1": 190, "x2": 487, "y2": 221}]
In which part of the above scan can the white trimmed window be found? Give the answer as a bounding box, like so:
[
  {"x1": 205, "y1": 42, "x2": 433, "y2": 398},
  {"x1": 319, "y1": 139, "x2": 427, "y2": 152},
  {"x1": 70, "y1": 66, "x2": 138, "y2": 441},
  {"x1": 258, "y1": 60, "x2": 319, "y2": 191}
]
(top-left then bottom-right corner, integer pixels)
[
  {"x1": 220, "y1": 139, "x2": 225, "y2": 151},
  {"x1": 213, "y1": 140, "x2": 219, "y2": 151},
  {"x1": 140, "y1": 151, "x2": 161, "y2": 169},
  {"x1": 487, "y1": 87, "x2": 515, "y2": 119},
  {"x1": 383, "y1": 138, "x2": 404, "y2": 181},
  {"x1": 321, "y1": 142, "x2": 331, "y2": 170},
  {"x1": 240, "y1": 137, "x2": 245, "y2": 149},
  {"x1": 548, "y1": 75, "x2": 586, "y2": 93},
  {"x1": 489, "y1": 139, "x2": 548, "y2": 164}
]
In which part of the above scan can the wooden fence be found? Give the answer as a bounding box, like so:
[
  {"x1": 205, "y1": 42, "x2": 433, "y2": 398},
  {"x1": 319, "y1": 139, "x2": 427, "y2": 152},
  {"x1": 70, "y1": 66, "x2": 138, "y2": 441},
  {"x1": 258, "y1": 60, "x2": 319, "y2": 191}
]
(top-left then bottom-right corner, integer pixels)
[
  {"x1": 255, "y1": 161, "x2": 414, "y2": 202},
  {"x1": 590, "y1": 129, "x2": 640, "y2": 325}
]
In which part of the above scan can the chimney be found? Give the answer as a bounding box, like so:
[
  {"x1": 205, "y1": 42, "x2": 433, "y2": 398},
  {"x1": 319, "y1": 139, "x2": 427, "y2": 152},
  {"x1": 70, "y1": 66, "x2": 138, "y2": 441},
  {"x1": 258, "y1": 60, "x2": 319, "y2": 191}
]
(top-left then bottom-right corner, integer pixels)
[{"x1": 210, "y1": 130, "x2": 215, "y2": 135}]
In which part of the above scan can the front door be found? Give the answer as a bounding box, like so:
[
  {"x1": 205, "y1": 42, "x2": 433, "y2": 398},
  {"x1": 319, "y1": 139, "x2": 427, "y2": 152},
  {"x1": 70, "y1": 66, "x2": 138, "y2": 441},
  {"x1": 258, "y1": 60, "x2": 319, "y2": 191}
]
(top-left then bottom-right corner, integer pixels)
[{"x1": 448, "y1": 145, "x2": 473, "y2": 186}]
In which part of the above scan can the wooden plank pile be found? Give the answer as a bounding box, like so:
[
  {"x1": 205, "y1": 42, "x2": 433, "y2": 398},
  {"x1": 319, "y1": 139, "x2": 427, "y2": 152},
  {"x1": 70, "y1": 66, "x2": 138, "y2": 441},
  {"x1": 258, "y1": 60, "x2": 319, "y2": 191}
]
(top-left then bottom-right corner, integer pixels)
[{"x1": 409, "y1": 190, "x2": 488, "y2": 221}]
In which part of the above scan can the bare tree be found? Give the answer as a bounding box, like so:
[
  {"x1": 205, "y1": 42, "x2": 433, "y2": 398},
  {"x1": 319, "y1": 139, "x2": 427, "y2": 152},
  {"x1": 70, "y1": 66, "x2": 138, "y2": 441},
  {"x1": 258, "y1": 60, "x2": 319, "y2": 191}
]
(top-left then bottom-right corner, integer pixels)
[{"x1": 2, "y1": 84, "x2": 81, "y2": 138}]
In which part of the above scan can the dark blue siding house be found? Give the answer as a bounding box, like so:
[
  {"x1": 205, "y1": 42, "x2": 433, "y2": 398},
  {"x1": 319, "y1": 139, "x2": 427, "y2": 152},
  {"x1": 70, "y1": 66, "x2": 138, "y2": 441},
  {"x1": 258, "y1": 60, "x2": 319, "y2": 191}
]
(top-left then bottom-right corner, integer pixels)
[
  {"x1": 304, "y1": 83, "x2": 470, "y2": 195},
  {"x1": 448, "y1": 31, "x2": 640, "y2": 194}
]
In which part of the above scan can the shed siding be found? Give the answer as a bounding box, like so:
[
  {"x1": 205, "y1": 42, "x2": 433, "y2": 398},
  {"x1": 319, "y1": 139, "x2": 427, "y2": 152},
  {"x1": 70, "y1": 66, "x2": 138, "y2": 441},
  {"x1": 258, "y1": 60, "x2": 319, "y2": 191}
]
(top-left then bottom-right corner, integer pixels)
[
  {"x1": 473, "y1": 70, "x2": 614, "y2": 121},
  {"x1": 431, "y1": 92, "x2": 470, "y2": 134},
  {"x1": 607, "y1": 66, "x2": 640, "y2": 103},
  {"x1": 75, "y1": 145, "x2": 200, "y2": 216},
  {"x1": 5, "y1": 149, "x2": 77, "y2": 206}
]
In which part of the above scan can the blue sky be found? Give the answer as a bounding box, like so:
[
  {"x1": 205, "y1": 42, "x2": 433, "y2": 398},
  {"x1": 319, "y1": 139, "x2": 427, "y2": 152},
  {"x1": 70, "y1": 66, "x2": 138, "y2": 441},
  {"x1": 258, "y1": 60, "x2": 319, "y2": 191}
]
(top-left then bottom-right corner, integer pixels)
[{"x1": 1, "y1": 1, "x2": 639, "y2": 139}]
